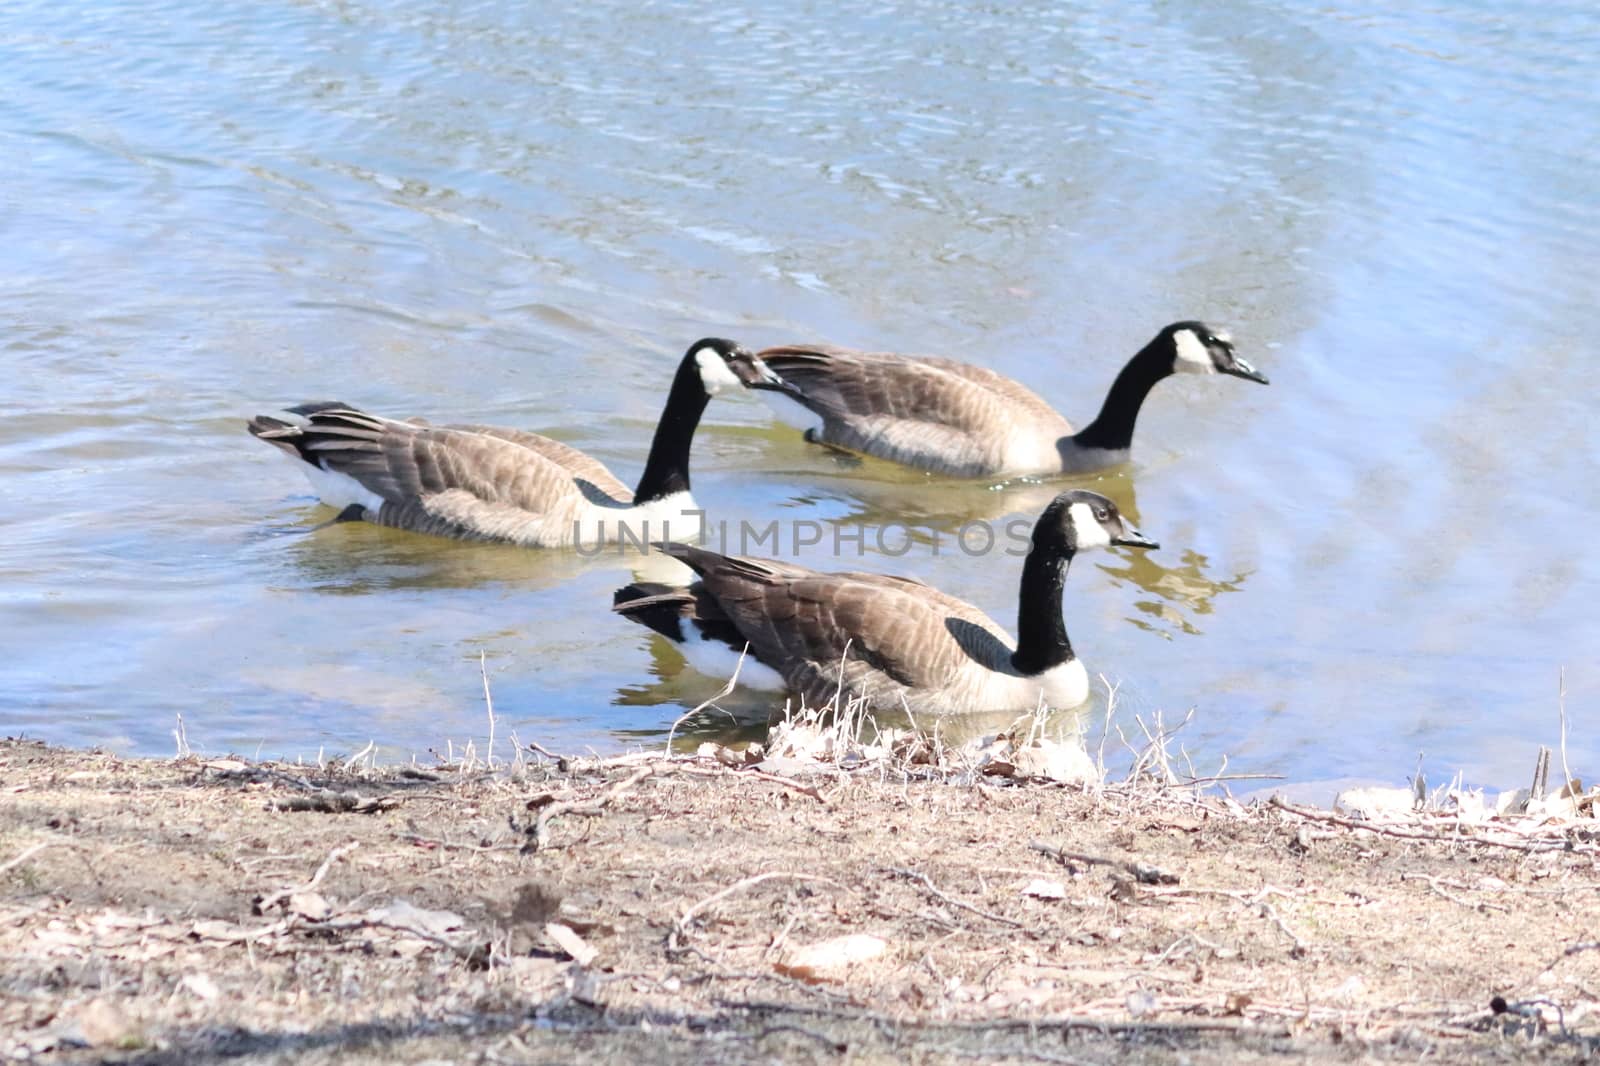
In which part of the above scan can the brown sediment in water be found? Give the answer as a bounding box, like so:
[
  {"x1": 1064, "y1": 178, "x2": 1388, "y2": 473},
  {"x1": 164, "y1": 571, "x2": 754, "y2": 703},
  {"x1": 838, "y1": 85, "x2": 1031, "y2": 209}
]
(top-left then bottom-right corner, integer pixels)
[{"x1": 2, "y1": 736, "x2": 1598, "y2": 1065}]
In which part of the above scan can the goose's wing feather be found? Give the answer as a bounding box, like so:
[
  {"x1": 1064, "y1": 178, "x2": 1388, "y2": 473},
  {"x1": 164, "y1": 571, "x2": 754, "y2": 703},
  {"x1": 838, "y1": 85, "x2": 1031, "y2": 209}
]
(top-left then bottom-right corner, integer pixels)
[
  {"x1": 252, "y1": 404, "x2": 622, "y2": 542},
  {"x1": 445, "y1": 423, "x2": 630, "y2": 499},
  {"x1": 934, "y1": 359, "x2": 1074, "y2": 430},
  {"x1": 757, "y1": 345, "x2": 1071, "y2": 475},
  {"x1": 756, "y1": 346, "x2": 1064, "y2": 430},
  {"x1": 664, "y1": 543, "x2": 1014, "y2": 706}
]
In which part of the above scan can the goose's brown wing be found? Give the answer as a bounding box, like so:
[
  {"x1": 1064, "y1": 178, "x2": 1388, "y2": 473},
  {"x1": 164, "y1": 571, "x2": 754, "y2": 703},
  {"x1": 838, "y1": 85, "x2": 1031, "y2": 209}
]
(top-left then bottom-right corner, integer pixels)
[
  {"x1": 445, "y1": 424, "x2": 630, "y2": 500},
  {"x1": 249, "y1": 404, "x2": 621, "y2": 543},
  {"x1": 664, "y1": 543, "x2": 1013, "y2": 707},
  {"x1": 756, "y1": 345, "x2": 1071, "y2": 474}
]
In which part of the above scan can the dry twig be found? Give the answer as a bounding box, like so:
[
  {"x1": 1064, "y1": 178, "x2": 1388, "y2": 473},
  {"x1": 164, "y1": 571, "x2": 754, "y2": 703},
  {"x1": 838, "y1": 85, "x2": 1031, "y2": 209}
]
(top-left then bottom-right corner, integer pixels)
[
  {"x1": 1029, "y1": 840, "x2": 1177, "y2": 885},
  {"x1": 1269, "y1": 796, "x2": 1575, "y2": 853},
  {"x1": 670, "y1": 872, "x2": 842, "y2": 954},
  {"x1": 528, "y1": 766, "x2": 655, "y2": 851},
  {"x1": 257, "y1": 841, "x2": 360, "y2": 913},
  {"x1": 888, "y1": 867, "x2": 1024, "y2": 929}
]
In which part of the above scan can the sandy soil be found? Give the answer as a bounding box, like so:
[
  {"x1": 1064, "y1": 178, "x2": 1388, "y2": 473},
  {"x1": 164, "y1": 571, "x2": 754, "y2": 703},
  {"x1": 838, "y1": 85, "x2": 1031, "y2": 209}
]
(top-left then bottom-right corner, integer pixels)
[{"x1": 3, "y1": 737, "x2": 1598, "y2": 1064}]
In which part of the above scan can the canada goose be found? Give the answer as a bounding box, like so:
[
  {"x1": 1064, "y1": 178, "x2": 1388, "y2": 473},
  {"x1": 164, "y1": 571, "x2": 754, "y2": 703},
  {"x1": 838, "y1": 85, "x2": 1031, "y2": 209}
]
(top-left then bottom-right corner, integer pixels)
[
  {"x1": 744, "y1": 321, "x2": 1267, "y2": 477},
  {"x1": 612, "y1": 489, "x2": 1156, "y2": 713},
  {"x1": 248, "y1": 338, "x2": 785, "y2": 548}
]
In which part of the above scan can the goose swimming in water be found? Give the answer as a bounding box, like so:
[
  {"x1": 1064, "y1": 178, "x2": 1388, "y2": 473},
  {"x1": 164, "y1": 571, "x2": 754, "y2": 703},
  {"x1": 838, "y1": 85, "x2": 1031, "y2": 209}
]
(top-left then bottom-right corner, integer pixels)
[
  {"x1": 742, "y1": 321, "x2": 1266, "y2": 477},
  {"x1": 612, "y1": 489, "x2": 1156, "y2": 713},
  {"x1": 248, "y1": 338, "x2": 785, "y2": 548}
]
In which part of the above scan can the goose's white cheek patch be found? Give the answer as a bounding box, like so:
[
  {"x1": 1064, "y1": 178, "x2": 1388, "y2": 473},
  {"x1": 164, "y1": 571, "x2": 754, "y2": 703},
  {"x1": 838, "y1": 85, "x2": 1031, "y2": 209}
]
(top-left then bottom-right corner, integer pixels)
[
  {"x1": 695, "y1": 348, "x2": 743, "y2": 394},
  {"x1": 1066, "y1": 502, "x2": 1112, "y2": 549},
  {"x1": 1172, "y1": 329, "x2": 1216, "y2": 375}
]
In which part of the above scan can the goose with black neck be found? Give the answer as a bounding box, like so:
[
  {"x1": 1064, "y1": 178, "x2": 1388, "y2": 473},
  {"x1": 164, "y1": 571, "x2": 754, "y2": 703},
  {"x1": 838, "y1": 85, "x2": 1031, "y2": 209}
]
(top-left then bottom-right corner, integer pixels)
[
  {"x1": 611, "y1": 489, "x2": 1158, "y2": 714},
  {"x1": 741, "y1": 321, "x2": 1267, "y2": 478},
  {"x1": 248, "y1": 338, "x2": 789, "y2": 549}
]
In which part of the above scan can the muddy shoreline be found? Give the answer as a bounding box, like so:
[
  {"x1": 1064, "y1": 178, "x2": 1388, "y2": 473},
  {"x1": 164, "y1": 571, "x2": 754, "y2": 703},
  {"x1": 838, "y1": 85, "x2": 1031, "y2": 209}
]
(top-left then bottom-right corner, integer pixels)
[{"x1": 2, "y1": 738, "x2": 1597, "y2": 1064}]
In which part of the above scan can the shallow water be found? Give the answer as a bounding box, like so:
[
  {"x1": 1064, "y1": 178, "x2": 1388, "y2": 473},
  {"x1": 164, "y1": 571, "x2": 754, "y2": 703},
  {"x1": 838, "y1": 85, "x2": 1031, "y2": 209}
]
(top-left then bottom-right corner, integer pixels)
[{"x1": 3, "y1": 0, "x2": 1596, "y2": 786}]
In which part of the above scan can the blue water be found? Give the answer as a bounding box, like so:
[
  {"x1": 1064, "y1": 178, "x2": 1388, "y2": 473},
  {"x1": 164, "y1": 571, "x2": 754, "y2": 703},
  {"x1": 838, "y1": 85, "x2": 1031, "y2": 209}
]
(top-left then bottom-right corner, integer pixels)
[{"x1": 2, "y1": 0, "x2": 1596, "y2": 788}]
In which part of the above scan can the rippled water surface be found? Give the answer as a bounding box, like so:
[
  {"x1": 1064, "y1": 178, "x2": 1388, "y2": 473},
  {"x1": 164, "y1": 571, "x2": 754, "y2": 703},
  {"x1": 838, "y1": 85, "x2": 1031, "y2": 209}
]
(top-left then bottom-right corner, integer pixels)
[{"x1": 4, "y1": 0, "x2": 1596, "y2": 786}]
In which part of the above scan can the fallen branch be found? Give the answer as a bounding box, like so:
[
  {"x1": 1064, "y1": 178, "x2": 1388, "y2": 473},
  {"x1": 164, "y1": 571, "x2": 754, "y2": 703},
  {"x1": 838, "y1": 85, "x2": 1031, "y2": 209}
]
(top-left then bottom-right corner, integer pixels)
[
  {"x1": 268, "y1": 789, "x2": 397, "y2": 814},
  {"x1": 1268, "y1": 796, "x2": 1574, "y2": 853}
]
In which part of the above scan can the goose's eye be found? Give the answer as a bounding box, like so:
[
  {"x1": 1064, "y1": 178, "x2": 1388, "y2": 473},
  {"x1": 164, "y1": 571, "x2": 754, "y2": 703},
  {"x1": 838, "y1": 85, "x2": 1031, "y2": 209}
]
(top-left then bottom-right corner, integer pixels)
[{"x1": 1094, "y1": 509, "x2": 1109, "y2": 521}]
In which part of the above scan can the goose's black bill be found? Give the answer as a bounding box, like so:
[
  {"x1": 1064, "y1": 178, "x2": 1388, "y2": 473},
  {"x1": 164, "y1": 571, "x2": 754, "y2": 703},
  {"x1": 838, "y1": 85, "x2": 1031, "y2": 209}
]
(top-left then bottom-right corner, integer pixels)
[
  {"x1": 1220, "y1": 354, "x2": 1269, "y2": 385},
  {"x1": 1112, "y1": 527, "x2": 1159, "y2": 550}
]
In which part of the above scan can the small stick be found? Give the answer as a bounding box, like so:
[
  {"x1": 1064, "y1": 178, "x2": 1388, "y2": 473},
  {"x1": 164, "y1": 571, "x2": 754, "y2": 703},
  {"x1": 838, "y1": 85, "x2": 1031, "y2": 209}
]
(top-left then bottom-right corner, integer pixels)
[
  {"x1": 671, "y1": 871, "x2": 841, "y2": 952},
  {"x1": 343, "y1": 740, "x2": 375, "y2": 772},
  {"x1": 1559, "y1": 666, "x2": 1574, "y2": 794},
  {"x1": 258, "y1": 841, "x2": 360, "y2": 913},
  {"x1": 1029, "y1": 840, "x2": 1177, "y2": 885},
  {"x1": 677, "y1": 764, "x2": 826, "y2": 803},
  {"x1": 742, "y1": 767, "x2": 826, "y2": 802},
  {"x1": 666, "y1": 649, "x2": 747, "y2": 752},
  {"x1": 530, "y1": 766, "x2": 654, "y2": 851},
  {"x1": 526, "y1": 739, "x2": 567, "y2": 763},
  {"x1": 481, "y1": 651, "x2": 497, "y2": 770},
  {"x1": 400, "y1": 833, "x2": 520, "y2": 854},
  {"x1": 323, "y1": 915, "x2": 481, "y2": 961},
  {"x1": 0, "y1": 841, "x2": 58, "y2": 876},
  {"x1": 1179, "y1": 773, "x2": 1285, "y2": 786},
  {"x1": 753, "y1": 1024, "x2": 847, "y2": 1054},
  {"x1": 1399, "y1": 873, "x2": 1510, "y2": 914},
  {"x1": 888, "y1": 867, "x2": 1023, "y2": 928}
]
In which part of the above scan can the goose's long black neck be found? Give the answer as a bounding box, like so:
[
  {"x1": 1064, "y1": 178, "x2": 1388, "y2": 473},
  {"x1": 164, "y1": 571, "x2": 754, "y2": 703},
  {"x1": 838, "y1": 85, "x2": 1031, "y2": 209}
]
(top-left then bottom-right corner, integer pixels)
[
  {"x1": 1010, "y1": 536, "x2": 1075, "y2": 676},
  {"x1": 1068, "y1": 336, "x2": 1171, "y2": 453},
  {"x1": 632, "y1": 355, "x2": 709, "y2": 505}
]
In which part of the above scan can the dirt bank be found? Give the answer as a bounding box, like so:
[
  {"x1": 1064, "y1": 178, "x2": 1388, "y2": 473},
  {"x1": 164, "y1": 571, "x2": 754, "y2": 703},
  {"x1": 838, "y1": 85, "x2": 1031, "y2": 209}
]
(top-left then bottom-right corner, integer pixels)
[{"x1": 2, "y1": 737, "x2": 1597, "y2": 1064}]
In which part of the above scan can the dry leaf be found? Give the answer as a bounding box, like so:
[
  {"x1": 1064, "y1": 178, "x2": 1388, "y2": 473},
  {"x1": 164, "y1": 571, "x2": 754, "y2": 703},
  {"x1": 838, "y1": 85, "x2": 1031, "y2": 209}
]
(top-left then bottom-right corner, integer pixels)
[
  {"x1": 76, "y1": 1000, "x2": 138, "y2": 1048},
  {"x1": 545, "y1": 921, "x2": 597, "y2": 966},
  {"x1": 1126, "y1": 990, "x2": 1158, "y2": 1017},
  {"x1": 289, "y1": 892, "x2": 331, "y2": 922},
  {"x1": 362, "y1": 900, "x2": 465, "y2": 937},
  {"x1": 774, "y1": 933, "x2": 887, "y2": 982},
  {"x1": 1327, "y1": 974, "x2": 1367, "y2": 1004},
  {"x1": 1020, "y1": 878, "x2": 1067, "y2": 900},
  {"x1": 1012, "y1": 740, "x2": 1100, "y2": 786},
  {"x1": 1334, "y1": 787, "x2": 1417, "y2": 820},
  {"x1": 181, "y1": 973, "x2": 220, "y2": 1001}
]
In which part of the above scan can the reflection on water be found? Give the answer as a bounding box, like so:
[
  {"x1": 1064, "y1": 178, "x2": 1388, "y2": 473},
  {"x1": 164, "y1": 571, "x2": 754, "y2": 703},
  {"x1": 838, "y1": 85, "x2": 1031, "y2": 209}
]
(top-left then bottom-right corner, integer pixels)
[
  {"x1": 271, "y1": 509, "x2": 613, "y2": 595},
  {"x1": 1105, "y1": 549, "x2": 1253, "y2": 640},
  {"x1": 4, "y1": 0, "x2": 1597, "y2": 785}
]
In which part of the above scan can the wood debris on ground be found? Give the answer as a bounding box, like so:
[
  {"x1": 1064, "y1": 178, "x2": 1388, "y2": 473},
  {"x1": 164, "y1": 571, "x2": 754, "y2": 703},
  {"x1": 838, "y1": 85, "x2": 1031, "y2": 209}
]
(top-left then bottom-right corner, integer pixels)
[{"x1": 3, "y1": 734, "x2": 1600, "y2": 1064}]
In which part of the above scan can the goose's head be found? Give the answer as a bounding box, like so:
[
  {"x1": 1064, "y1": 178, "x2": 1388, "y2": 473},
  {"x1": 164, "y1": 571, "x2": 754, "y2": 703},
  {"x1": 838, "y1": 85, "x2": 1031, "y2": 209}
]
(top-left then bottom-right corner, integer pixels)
[
  {"x1": 1037, "y1": 490, "x2": 1159, "y2": 555},
  {"x1": 686, "y1": 337, "x2": 793, "y2": 397},
  {"x1": 1162, "y1": 321, "x2": 1268, "y2": 384}
]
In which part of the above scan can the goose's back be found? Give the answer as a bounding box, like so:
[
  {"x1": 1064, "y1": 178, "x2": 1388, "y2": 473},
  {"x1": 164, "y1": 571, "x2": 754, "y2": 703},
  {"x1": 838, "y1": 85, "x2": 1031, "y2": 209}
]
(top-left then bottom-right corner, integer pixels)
[
  {"x1": 759, "y1": 345, "x2": 1072, "y2": 476},
  {"x1": 679, "y1": 547, "x2": 1033, "y2": 711}
]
